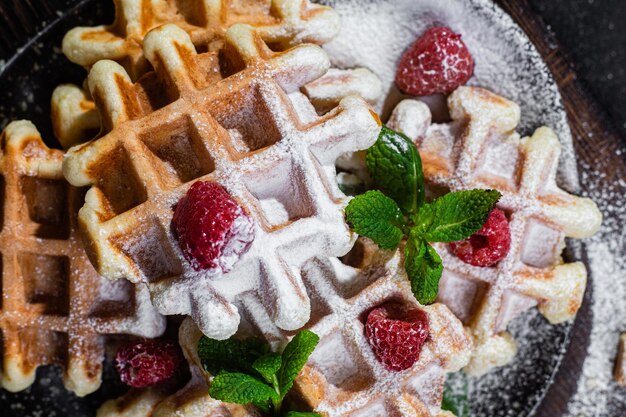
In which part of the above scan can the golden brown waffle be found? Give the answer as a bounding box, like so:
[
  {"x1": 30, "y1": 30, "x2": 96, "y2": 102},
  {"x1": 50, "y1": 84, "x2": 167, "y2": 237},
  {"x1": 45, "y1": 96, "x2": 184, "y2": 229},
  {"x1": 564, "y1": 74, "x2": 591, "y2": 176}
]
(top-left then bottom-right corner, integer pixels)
[
  {"x1": 52, "y1": 0, "x2": 358, "y2": 148},
  {"x1": 51, "y1": 66, "x2": 382, "y2": 149},
  {"x1": 53, "y1": 0, "x2": 381, "y2": 149},
  {"x1": 0, "y1": 120, "x2": 166, "y2": 396},
  {"x1": 98, "y1": 255, "x2": 471, "y2": 417},
  {"x1": 63, "y1": 23, "x2": 381, "y2": 341},
  {"x1": 63, "y1": 0, "x2": 339, "y2": 80},
  {"x1": 279, "y1": 255, "x2": 471, "y2": 416},
  {"x1": 616, "y1": 333, "x2": 626, "y2": 386},
  {"x1": 387, "y1": 86, "x2": 602, "y2": 375}
]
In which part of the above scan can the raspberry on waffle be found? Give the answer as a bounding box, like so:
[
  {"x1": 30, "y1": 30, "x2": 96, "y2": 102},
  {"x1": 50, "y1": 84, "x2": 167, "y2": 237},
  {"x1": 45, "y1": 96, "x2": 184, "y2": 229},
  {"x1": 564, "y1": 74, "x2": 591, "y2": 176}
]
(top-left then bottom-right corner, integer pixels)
[
  {"x1": 63, "y1": 23, "x2": 382, "y2": 340},
  {"x1": 97, "y1": 318, "x2": 259, "y2": 417},
  {"x1": 387, "y1": 86, "x2": 602, "y2": 375},
  {"x1": 0, "y1": 121, "x2": 165, "y2": 396},
  {"x1": 52, "y1": 0, "x2": 381, "y2": 148},
  {"x1": 98, "y1": 253, "x2": 472, "y2": 417}
]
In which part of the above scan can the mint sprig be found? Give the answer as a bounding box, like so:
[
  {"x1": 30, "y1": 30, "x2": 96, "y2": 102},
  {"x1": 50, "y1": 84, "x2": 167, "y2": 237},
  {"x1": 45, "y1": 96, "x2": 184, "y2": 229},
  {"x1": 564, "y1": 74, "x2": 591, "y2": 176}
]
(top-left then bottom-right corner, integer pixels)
[
  {"x1": 345, "y1": 126, "x2": 501, "y2": 305},
  {"x1": 210, "y1": 372, "x2": 279, "y2": 405},
  {"x1": 200, "y1": 330, "x2": 321, "y2": 417},
  {"x1": 413, "y1": 189, "x2": 501, "y2": 242},
  {"x1": 276, "y1": 330, "x2": 319, "y2": 397},
  {"x1": 366, "y1": 126, "x2": 425, "y2": 214}
]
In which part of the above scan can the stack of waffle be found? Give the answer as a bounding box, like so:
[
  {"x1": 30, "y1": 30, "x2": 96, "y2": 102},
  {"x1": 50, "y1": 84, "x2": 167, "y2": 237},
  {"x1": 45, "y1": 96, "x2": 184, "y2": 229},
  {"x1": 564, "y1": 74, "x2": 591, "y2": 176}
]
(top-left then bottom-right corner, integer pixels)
[
  {"x1": 0, "y1": 0, "x2": 602, "y2": 415},
  {"x1": 58, "y1": 17, "x2": 471, "y2": 416}
]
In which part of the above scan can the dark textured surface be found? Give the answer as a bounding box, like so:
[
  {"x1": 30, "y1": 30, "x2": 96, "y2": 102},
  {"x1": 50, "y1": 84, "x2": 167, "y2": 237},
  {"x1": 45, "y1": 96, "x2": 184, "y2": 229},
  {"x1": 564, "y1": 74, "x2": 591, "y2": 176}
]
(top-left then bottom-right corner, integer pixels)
[{"x1": 529, "y1": 0, "x2": 626, "y2": 140}]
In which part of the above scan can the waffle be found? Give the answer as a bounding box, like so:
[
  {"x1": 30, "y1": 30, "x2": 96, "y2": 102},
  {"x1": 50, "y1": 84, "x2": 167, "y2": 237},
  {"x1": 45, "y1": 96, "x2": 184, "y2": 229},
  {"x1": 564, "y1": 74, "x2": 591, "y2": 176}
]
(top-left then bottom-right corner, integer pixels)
[
  {"x1": 53, "y1": 0, "x2": 380, "y2": 148},
  {"x1": 98, "y1": 253, "x2": 472, "y2": 417},
  {"x1": 0, "y1": 120, "x2": 166, "y2": 396},
  {"x1": 52, "y1": 67, "x2": 382, "y2": 149},
  {"x1": 616, "y1": 333, "x2": 626, "y2": 386},
  {"x1": 62, "y1": 0, "x2": 340, "y2": 80},
  {"x1": 62, "y1": 23, "x2": 382, "y2": 340},
  {"x1": 387, "y1": 86, "x2": 602, "y2": 375}
]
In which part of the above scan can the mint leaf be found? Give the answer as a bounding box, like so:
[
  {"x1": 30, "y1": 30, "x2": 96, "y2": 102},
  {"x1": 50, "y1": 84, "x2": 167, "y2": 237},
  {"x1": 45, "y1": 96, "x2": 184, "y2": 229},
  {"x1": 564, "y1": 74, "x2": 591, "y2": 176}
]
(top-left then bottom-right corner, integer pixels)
[
  {"x1": 405, "y1": 236, "x2": 443, "y2": 305},
  {"x1": 414, "y1": 189, "x2": 501, "y2": 242},
  {"x1": 209, "y1": 372, "x2": 278, "y2": 405},
  {"x1": 252, "y1": 352, "x2": 282, "y2": 386},
  {"x1": 345, "y1": 191, "x2": 406, "y2": 250},
  {"x1": 284, "y1": 412, "x2": 322, "y2": 417},
  {"x1": 198, "y1": 336, "x2": 269, "y2": 375},
  {"x1": 366, "y1": 126, "x2": 425, "y2": 215},
  {"x1": 442, "y1": 373, "x2": 470, "y2": 417},
  {"x1": 277, "y1": 330, "x2": 320, "y2": 398}
]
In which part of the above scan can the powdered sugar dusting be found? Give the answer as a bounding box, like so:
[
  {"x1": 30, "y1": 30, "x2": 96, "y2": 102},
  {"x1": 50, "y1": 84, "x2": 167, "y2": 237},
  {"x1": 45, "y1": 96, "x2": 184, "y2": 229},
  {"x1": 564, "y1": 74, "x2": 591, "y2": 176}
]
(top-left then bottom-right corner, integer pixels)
[{"x1": 564, "y1": 162, "x2": 626, "y2": 416}]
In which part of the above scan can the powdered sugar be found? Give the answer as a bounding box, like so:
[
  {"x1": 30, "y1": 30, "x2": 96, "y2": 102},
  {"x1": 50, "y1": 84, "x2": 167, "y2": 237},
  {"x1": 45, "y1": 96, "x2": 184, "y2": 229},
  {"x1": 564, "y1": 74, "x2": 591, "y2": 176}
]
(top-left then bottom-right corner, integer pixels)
[{"x1": 564, "y1": 163, "x2": 626, "y2": 416}]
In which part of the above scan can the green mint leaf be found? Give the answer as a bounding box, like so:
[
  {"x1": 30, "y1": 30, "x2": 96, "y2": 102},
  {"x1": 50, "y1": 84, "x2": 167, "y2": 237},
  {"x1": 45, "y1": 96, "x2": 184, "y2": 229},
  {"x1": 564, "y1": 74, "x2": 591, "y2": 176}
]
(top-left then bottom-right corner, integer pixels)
[
  {"x1": 198, "y1": 336, "x2": 270, "y2": 375},
  {"x1": 252, "y1": 399, "x2": 272, "y2": 414},
  {"x1": 405, "y1": 236, "x2": 443, "y2": 305},
  {"x1": 414, "y1": 189, "x2": 501, "y2": 242},
  {"x1": 366, "y1": 125, "x2": 425, "y2": 215},
  {"x1": 442, "y1": 372, "x2": 470, "y2": 417},
  {"x1": 345, "y1": 191, "x2": 406, "y2": 250},
  {"x1": 284, "y1": 412, "x2": 322, "y2": 417},
  {"x1": 252, "y1": 352, "x2": 282, "y2": 386},
  {"x1": 277, "y1": 330, "x2": 320, "y2": 398},
  {"x1": 209, "y1": 372, "x2": 278, "y2": 405}
]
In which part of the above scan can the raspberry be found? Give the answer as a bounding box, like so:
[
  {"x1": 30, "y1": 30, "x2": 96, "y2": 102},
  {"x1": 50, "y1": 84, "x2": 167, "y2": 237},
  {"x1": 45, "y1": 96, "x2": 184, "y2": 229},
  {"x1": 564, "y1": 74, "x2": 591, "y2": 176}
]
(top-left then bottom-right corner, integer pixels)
[
  {"x1": 395, "y1": 26, "x2": 474, "y2": 96},
  {"x1": 365, "y1": 303, "x2": 430, "y2": 372},
  {"x1": 115, "y1": 340, "x2": 183, "y2": 388},
  {"x1": 173, "y1": 181, "x2": 255, "y2": 272},
  {"x1": 449, "y1": 208, "x2": 511, "y2": 267}
]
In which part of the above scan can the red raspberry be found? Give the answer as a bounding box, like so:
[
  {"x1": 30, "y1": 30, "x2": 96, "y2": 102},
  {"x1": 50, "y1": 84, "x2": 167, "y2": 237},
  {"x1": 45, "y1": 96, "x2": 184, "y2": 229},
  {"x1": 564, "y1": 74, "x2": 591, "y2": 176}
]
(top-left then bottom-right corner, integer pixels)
[
  {"x1": 395, "y1": 26, "x2": 474, "y2": 96},
  {"x1": 115, "y1": 340, "x2": 183, "y2": 388},
  {"x1": 365, "y1": 303, "x2": 430, "y2": 372},
  {"x1": 449, "y1": 208, "x2": 511, "y2": 267},
  {"x1": 173, "y1": 181, "x2": 255, "y2": 272}
]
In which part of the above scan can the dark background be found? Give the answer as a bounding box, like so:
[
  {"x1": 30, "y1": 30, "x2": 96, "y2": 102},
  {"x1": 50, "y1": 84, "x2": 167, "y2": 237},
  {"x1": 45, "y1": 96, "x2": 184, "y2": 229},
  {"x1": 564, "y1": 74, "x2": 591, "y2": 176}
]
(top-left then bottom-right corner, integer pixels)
[{"x1": 529, "y1": 0, "x2": 626, "y2": 140}]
